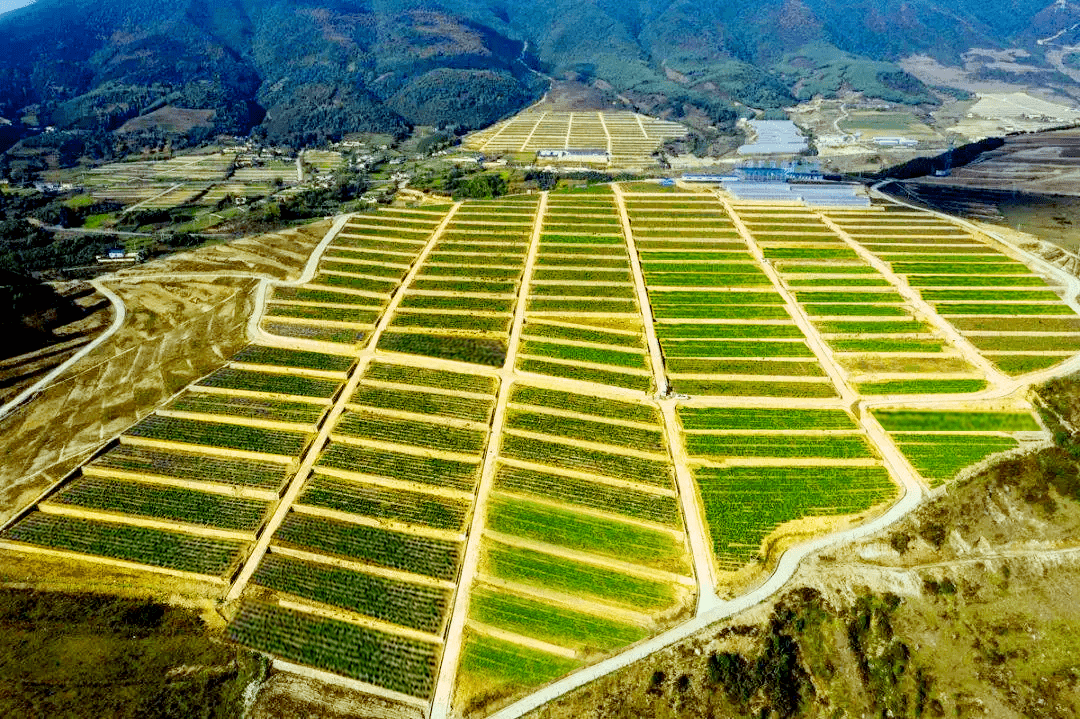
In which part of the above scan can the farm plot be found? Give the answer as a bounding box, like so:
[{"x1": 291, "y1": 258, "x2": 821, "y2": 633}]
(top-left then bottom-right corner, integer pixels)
[
  {"x1": 624, "y1": 190, "x2": 836, "y2": 398},
  {"x1": 678, "y1": 405, "x2": 896, "y2": 571},
  {"x1": 455, "y1": 380, "x2": 694, "y2": 706},
  {"x1": 823, "y1": 207, "x2": 1080, "y2": 377},
  {"x1": 380, "y1": 196, "x2": 540, "y2": 367},
  {"x1": 263, "y1": 206, "x2": 449, "y2": 346},
  {"x1": 229, "y1": 361, "x2": 499, "y2": 696},
  {"x1": 517, "y1": 194, "x2": 652, "y2": 393},
  {"x1": 729, "y1": 204, "x2": 987, "y2": 394},
  {"x1": 873, "y1": 407, "x2": 1046, "y2": 487}
]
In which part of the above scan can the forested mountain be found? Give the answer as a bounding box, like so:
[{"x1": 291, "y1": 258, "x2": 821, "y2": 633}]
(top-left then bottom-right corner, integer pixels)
[{"x1": 0, "y1": 0, "x2": 1074, "y2": 147}]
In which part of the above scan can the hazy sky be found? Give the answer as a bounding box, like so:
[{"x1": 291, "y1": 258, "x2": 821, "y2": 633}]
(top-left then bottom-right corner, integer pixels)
[{"x1": 0, "y1": 0, "x2": 32, "y2": 15}]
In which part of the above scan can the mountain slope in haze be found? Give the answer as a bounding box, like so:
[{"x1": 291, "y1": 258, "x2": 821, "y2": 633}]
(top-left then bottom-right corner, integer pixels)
[{"x1": 0, "y1": 0, "x2": 1076, "y2": 149}]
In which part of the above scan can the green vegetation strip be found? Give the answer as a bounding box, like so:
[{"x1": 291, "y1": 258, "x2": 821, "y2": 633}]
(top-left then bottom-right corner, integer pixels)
[
  {"x1": 485, "y1": 544, "x2": 674, "y2": 609},
  {"x1": 935, "y1": 303, "x2": 1072, "y2": 316},
  {"x1": 300, "y1": 475, "x2": 469, "y2": 531},
  {"x1": 379, "y1": 333, "x2": 507, "y2": 368},
  {"x1": 500, "y1": 434, "x2": 671, "y2": 487},
  {"x1": 52, "y1": 477, "x2": 269, "y2": 531},
  {"x1": 679, "y1": 407, "x2": 856, "y2": 430},
  {"x1": 265, "y1": 305, "x2": 379, "y2": 324},
  {"x1": 669, "y1": 379, "x2": 838, "y2": 398},
  {"x1": 90, "y1": 446, "x2": 288, "y2": 490},
  {"x1": 460, "y1": 632, "x2": 580, "y2": 687},
  {"x1": 685, "y1": 434, "x2": 873, "y2": 459},
  {"x1": 509, "y1": 385, "x2": 658, "y2": 424},
  {"x1": 276, "y1": 513, "x2": 459, "y2": 581},
  {"x1": 487, "y1": 497, "x2": 684, "y2": 568},
  {"x1": 505, "y1": 410, "x2": 663, "y2": 452},
  {"x1": 470, "y1": 588, "x2": 646, "y2": 652},
  {"x1": 197, "y1": 368, "x2": 340, "y2": 399},
  {"x1": 334, "y1": 411, "x2": 487, "y2": 455},
  {"x1": 696, "y1": 466, "x2": 895, "y2": 568},
  {"x1": 351, "y1": 385, "x2": 493, "y2": 423},
  {"x1": 894, "y1": 435, "x2": 1018, "y2": 484},
  {"x1": 656, "y1": 324, "x2": 805, "y2": 339},
  {"x1": 662, "y1": 340, "x2": 813, "y2": 358},
  {"x1": 494, "y1": 465, "x2": 679, "y2": 526},
  {"x1": 252, "y1": 554, "x2": 448, "y2": 633},
  {"x1": 166, "y1": 393, "x2": 325, "y2": 425},
  {"x1": 831, "y1": 339, "x2": 944, "y2": 353},
  {"x1": 1, "y1": 513, "x2": 242, "y2": 576},
  {"x1": 126, "y1": 415, "x2": 308, "y2": 457},
  {"x1": 516, "y1": 359, "x2": 652, "y2": 393},
  {"x1": 519, "y1": 341, "x2": 646, "y2": 369},
  {"x1": 228, "y1": 601, "x2": 436, "y2": 698},
  {"x1": 362, "y1": 362, "x2": 496, "y2": 395},
  {"x1": 523, "y1": 323, "x2": 642, "y2": 348},
  {"x1": 316, "y1": 442, "x2": 478, "y2": 492},
  {"x1": 873, "y1": 411, "x2": 1039, "y2": 432},
  {"x1": 857, "y1": 379, "x2": 987, "y2": 395}
]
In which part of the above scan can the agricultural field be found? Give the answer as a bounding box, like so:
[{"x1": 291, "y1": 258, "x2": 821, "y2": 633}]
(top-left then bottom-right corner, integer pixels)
[
  {"x1": 677, "y1": 406, "x2": 896, "y2": 571},
  {"x1": 264, "y1": 206, "x2": 452, "y2": 347},
  {"x1": 2, "y1": 181, "x2": 1078, "y2": 718},
  {"x1": 822, "y1": 206, "x2": 1080, "y2": 377},
  {"x1": 456, "y1": 380, "x2": 695, "y2": 709},
  {"x1": 624, "y1": 188, "x2": 837, "y2": 398},
  {"x1": 463, "y1": 110, "x2": 687, "y2": 169},
  {"x1": 872, "y1": 406, "x2": 1047, "y2": 486}
]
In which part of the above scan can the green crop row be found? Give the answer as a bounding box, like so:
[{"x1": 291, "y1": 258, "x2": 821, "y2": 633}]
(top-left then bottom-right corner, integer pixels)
[
  {"x1": 262, "y1": 323, "x2": 366, "y2": 346},
  {"x1": 351, "y1": 385, "x2": 494, "y2": 423},
  {"x1": 362, "y1": 362, "x2": 497, "y2": 395},
  {"x1": 316, "y1": 442, "x2": 479, "y2": 492},
  {"x1": 509, "y1": 385, "x2": 659, "y2": 424},
  {"x1": 893, "y1": 435, "x2": 1019, "y2": 485},
  {"x1": 166, "y1": 392, "x2": 326, "y2": 425},
  {"x1": 516, "y1": 358, "x2": 653, "y2": 392},
  {"x1": 265, "y1": 304, "x2": 379, "y2": 324},
  {"x1": 645, "y1": 273, "x2": 771, "y2": 288},
  {"x1": 399, "y1": 295, "x2": 514, "y2": 313},
  {"x1": 390, "y1": 312, "x2": 510, "y2": 333},
  {"x1": 993, "y1": 355, "x2": 1065, "y2": 375},
  {"x1": 830, "y1": 339, "x2": 944, "y2": 353},
  {"x1": 531, "y1": 284, "x2": 636, "y2": 299},
  {"x1": 763, "y1": 248, "x2": 859, "y2": 260},
  {"x1": 656, "y1": 323, "x2": 804, "y2": 340},
  {"x1": 320, "y1": 261, "x2": 405, "y2": 279},
  {"x1": 815, "y1": 320, "x2": 928, "y2": 334},
  {"x1": 334, "y1": 411, "x2": 487, "y2": 455},
  {"x1": 315, "y1": 273, "x2": 398, "y2": 293},
  {"x1": 275, "y1": 513, "x2": 460, "y2": 581},
  {"x1": 500, "y1": 434, "x2": 671, "y2": 487},
  {"x1": 300, "y1": 474, "x2": 469, "y2": 531},
  {"x1": 518, "y1": 341, "x2": 647, "y2": 369},
  {"x1": 421, "y1": 265, "x2": 520, "y2": 279},
  {"x1": 505, "y1": 409, "x2": 664, "y2": 452},
  {"x1": 668, "y1": 379, "x2": 838, "y2": 398},
  {"x1": 970, "y1": 335, "x2": 1080, "y2": 352},
  {"x1": 227, "y1": 601, "x2": 437, "y2": 697},
  {"x1": 661, "y1": 340, "x2": 814, "y2": 358},
  {"x1": 470, "y1": 588, "x2": 645, "y2": 653},
  {"x1": 232, "y1": 345, "x2": 353, "y2": 373},
  {"x1": 271, "y1": 286, "x2": 384, "y2": 306},
  {"x1": 53, "y1": 477, "x2": 269, "y2": 531},
  {"x1": 919, "y1": 289, "x2": 1060, "y2": 301},
  {"x1": 787, "y1": 278, "x2": 892, "y2": 287},
  {"x1": 684, "y1": 434, "x2": 874, "y2": 459},
  {"x1": 874, "y1": 410, "x2": 1040, "y2": 432},
  {"x1": 795, "y1": 291, "x2": 903, "y2": 304},
  {"x1": 486, "y1": 497, "x2": 685, "y2": 570},
  {"x1": 1, "y1": 513, "x2": 243, "y2": 576},
  {"x1": 533, "y1": 268, "x2": 633, "y2": 283},
  {"x1": 777, "y1": 264, "x2": 877, "y2": 274},
  {"x1": 665, "y1": 358, "x2": 825, "y2": 376},
  {"x1": 459, "y1": 632, "x2": 579, "y2": 689},
  {"x1": 522, "y1": 322, "x2": 643, "y2": 349},
  {"x1": 679, "y1": 406, "x2": 856, "y2": 430},
  {"x1": 378, "y1": 332, "x2": 507, "y2": 368},
  {"x1": 652, "y1": 305, "x2": 792, "y2": 320},
  {"x1": 935, "y1": 303, "x2": 1071, "y2": 316},
  {"x1": 908, "y1": 275, "x2": 1048, "y2": 287},
  {"x1": 857, "y1": 379, "x2": 987, "y2": 395},
  {"x1": 527, "y1": 298, "x2": 638, "y2": 313},
  {"x1": 494, "y1": 464, "x2": 678, "y2": 525},
  {"x1": 410, "y1": 278, "x2": 517, "y2": 294},
  {"x1": 126, "y1": 415, "x2": 309, "y2": 457},
  {"x1": 90, "y1": 445, "x2": 290, "y2": 491},
  {"x1": 197, "y1": 368, "x2": 340, "y2": 399},
  {"x1": 696, "y1": 465, "x2": 895, "y2": 568},
  {"x1": 803, "y1": 305, "x2": 909, "y2": 317},
  {"x1": 485, "y1": 543, "x2": 674, "y2": 609},
  {"x1": 650, "y1": 291, "x2": 785, "y2": 306},
  {"x1": 536, "y1": 256, "x2": 629, "y2": 268},
  {"x1": 252, "y1": 554, "x2": 448, "y2": 633},
  {"x1": 891, "y1": 263, "x2": 1029, "y2": 275}
]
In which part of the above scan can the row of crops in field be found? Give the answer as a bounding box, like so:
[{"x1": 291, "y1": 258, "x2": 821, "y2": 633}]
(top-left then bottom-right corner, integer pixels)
[
  {"x1": 625, "y1": 192, "x2": 836, "y2": 398},
  {"x1": 0, "y1": 341, "x2": 364, "y2": 580},
  {"x1": 872, "y1": 407, "x2": 1045, "y2": 487},
  {"x1": 823, "y1": 207, "x2": 1080, "y2": 378},
  {"x1": 458, "y1": 379, "x2": 691, "y2": 701},
  {"x1": 732, "y1": 204, "x2": 988, "y2": 395},
  {"x1": 677, "y1": 404, "x2": 896, "y2": 570},
  {"x1": 516, "y1": 192, "x2": 653, "y2": 393},
  {"x1": 379, "y1": 196, "x2": 540, "y2": 367},
  {"x1": 263, "y1": 207, "x2": 449, "y2": 346},
  {"x1": 229, "y1": 360, "x2": 501, "y2": 698}
]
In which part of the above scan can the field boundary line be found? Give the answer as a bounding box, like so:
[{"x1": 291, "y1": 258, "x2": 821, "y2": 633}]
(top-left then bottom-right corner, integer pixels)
[
  {"x1": 429, "y1": 191, "x2": 548, "y2": 719},
  {"x1": 224, "y1": 204, "x2": 462, "y2": 604},
  {"x1": 613, "y1": 182, "x2": 721, "y2": 615}
]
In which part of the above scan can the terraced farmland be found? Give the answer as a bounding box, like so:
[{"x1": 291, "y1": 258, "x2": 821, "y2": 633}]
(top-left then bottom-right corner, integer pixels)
[
  {"x1": 264, "y1": 206, "x2": 452, "y2": 347},
  {"x1": 456, "y1": 382, "x2": 695, "y2": 707},
  {"x1": 1, "y1": 184, "x2": 1076, "y2": 718},
  {"x1": 463, "y1": 110, "x2": 687, "y2": 169}
]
